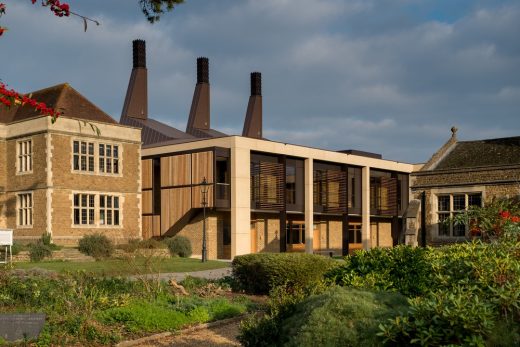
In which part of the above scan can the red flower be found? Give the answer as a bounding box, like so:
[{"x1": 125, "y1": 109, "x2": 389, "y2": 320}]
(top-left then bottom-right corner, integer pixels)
[
  {"x1": 511, "y1": 216, "x2": 520, "y2": 223},
  {"x1": 0, "y1": 27, "x2": 6, "y2": 36},
  {"x1": 500, "y1": 211, "x2": 511, "y2": 219}
]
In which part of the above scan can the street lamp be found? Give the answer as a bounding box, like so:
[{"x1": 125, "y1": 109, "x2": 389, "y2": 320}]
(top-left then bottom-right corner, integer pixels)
[{"x1": 201, "y1": 177, "x2": 210, "y2": 262}]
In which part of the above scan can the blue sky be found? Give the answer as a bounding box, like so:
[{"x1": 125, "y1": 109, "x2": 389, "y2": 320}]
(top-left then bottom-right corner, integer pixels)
[{"x1": 1, "y1": 0, "x2": 519, "y2": 163}]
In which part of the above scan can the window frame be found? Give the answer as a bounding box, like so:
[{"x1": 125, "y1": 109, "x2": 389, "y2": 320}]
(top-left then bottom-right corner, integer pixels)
[
  {"x1": 16, "y1": 192, "x2": 33, "y2": 228},
  {"x1": 99, "y1": 194, "x2": 121, "y2": 227},
  {"x1": 436, "y1": 192, "x2": 483, "y2": 238},
  {"x1": 71, "y1": 139, "x2": 123, "y2": 176},
  {"x1": 16, "y1": 138, "x2": 33, "y2": 174}
]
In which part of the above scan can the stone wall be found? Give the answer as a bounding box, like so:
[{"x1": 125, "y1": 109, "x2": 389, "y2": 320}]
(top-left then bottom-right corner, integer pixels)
[
  {"x1": 252, "y1": 213, "x2": 281, "y2": 253},
  {"x1": 172, "y1": 211, "x2": 220, "y2": 260}
]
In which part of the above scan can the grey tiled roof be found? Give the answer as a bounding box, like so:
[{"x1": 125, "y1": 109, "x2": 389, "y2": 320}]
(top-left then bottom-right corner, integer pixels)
[{"x1": 435, "y1": 137, "x2": 520, "y2": 170}]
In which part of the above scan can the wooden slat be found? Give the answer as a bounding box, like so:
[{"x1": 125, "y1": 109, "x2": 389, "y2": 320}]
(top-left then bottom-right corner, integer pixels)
[
  {"x1": 142, "y1": 216, "x2": 153, "y2": 239},
  {"x1": 251, "y1": 161, "x2": 284, "y2": 210},
  {"x1": 192, "y1": 151, "x2": 214, "y2": 185},
  {"x1": 142, "y1": 190, "x2": 153, "y2": 215},
  {"x1": 161, "y1": 188, "x2": 192, "y2": 233},
  {"x1": 380, "y1": 177, "x2": 398, "y2": 216},
  {"x1": 160, "y1": 154, "x2": 192, "y2": 187},
  {"x1": 192, "y1": 184, "x2": 214, "y2": 208},
  {"x1": 153, "y1": 215, "x2": 161, "y2": 237},
  {"x1": 142, "y1": 159, "x2": 153, "y2": 190}
]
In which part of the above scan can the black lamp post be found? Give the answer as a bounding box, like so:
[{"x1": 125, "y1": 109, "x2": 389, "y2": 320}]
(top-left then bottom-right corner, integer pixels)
[{"x1": 201, "y1": 177, "x2": 210, "y2": 262}]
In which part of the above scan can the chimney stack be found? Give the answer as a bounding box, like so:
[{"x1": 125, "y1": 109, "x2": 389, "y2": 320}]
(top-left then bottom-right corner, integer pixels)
[
  {"x1": 242, "y1": 72, "x2": 263, "y2": 139},
  {"x1": 121, "y1": 39, "x2": 148, "y2": 120},
  {"x1": 187, "y1": 57, "x2": 211, "y2": 133}
]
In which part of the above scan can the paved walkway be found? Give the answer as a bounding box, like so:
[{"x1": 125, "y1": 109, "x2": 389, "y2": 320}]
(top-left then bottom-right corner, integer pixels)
[{"x1": 129, "y1": 267, "x2": 232, "y2": 282}]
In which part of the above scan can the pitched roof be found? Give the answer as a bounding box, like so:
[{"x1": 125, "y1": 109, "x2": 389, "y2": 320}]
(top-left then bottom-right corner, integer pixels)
[
  {"x1": 120, "y1": 115, "x2": 196, "y2": 146},
  {"x1": 0, "y1": 83, "x2": 117, "y2": 124},
  {"x1": 434, "y1": 136, "x2": 520, "y2": 170}
]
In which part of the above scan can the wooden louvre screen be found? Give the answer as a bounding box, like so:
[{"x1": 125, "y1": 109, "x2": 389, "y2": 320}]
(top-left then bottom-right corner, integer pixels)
[
  {"x1": 380, "y1": 177, "x2": 398, "y2": 216},
  {"x1": 324, "y1": 169, "x2": 347, "y2": 214},
  {"x1": 251, "y1": 161, "x2": 284, "y2": 210}
]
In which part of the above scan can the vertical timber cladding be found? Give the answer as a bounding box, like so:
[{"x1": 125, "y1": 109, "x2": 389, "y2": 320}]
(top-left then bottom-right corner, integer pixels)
[
  {"x1": 192, "y1": 151, "x2": 214, "y2": 208},
  {"x1": 160, "y1": 154, "x2": 192, "y2": 234},
  {"x1": 141, "y1": 159, "x2": 160, "y2": 238},
  {"x1": 157, "y1": 151, "x2": 214, "y2": 235}
]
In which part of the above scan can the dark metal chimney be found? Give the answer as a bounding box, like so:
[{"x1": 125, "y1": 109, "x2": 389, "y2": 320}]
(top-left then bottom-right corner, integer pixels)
[
  {"x1": 242, "y1": 72, "x2": 263, "y2": 139},
  {"x1": 251, "y1": 72, "x2": 261, "y2": 96},
  {"x1": 187, "y1": 57, "x2": 211, "y2": 133},
  {"x1": 121, "y1": 39, "x2": 148, "y2": 120},
  {"x1": 133, "y1": 39, "x2": 146, "y2": 68},
  {"x1": 197, "y1": 57, "x2": 209, "y2": 84}
]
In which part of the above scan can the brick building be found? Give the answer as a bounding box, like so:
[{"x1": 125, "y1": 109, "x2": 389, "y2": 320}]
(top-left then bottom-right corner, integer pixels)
[
  {"x1": 411, "y1": 128, "x2": 520, "y2": 245},
  {"x1": 121, "y1": 40, "x2": 413, "y2": 259},
  {"x1": 0, "y1": 84, "x2": 142, "y2": 245}
]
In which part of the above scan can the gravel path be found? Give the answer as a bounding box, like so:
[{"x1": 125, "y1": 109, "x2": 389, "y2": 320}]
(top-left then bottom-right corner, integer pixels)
[
  {"x1": 129, "y1": 267, "x2": 232, "y2": 282},
  {"x1": 129, "y1": 317, "x2": 242, "y2": 347}
]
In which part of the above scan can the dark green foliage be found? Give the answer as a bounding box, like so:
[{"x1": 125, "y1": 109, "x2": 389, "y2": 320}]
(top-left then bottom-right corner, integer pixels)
[
  {"x1": 326, "y1": 245, "x2": 433, "y2": 297},
  {"x1": 29, "y1": 243, "x2": 52, "y2": 262},
  {"x1": 165, "y1": 235, "x2": 192, "y2": 258},
  {"x1": 11, "y1": 242, "x2": 28, "y2": 255},
  {"x1": 232, "y1": 253, "x2": 338, "y2": 295},
  {"x1": 239, "y1": 286, "x2": 408, "y2": 347},
  {"x1": 283, "y1": 288, "x2": 408, "y2": 347},
  {"x1": 139, "y1": 0, "x2": 184, "y2": 23},
  {"x1": 78, "y1": 233, "x2": 114, "y2": 259}
]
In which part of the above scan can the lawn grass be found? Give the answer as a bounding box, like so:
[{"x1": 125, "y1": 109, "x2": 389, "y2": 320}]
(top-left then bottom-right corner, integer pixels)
[{"x1": 13, "y1": 256, "x2": 229, "y2": 275}]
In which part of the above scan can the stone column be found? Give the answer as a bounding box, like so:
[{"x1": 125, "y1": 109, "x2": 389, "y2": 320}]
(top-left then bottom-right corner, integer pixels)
[
  {"x1": 304, "y1": 158, "x2": 314, "y2": 254},
  {"x1": 230, "y1": 144, "x2": 251, "y2": 258},
  {"x1": 361, "y1": 166, "x2": 371, "y2": 250}
]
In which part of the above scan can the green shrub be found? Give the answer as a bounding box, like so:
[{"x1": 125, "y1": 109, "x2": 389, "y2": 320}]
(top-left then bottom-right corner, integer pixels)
[
  {"x1": 78, "y1": 233, "x2": 114, "y2": 259},
  {"x1": 326, "y1": 245, "x2": 433, "y2": 297},
  {"x1": 139, "y1": 238, "x2": 167, "y2": 249},
  {"x1": 379, "y1": 285, "x2": 496, "y2": 346},
  {"x1": 11, "y1": 242, "x2": 29, "y2": 256},
  {"x1": 239, "y1": 287, "x2": 408, "y2": 347},
  {"x1": 232, "y1": 253, "x2": 338, "y2": 295},
  {"x1": 29, "y1": 243, "x2": 52, "y2": 262},
  {"x1": 165, "y1": 236, "x2": 192, "y2": 258}
]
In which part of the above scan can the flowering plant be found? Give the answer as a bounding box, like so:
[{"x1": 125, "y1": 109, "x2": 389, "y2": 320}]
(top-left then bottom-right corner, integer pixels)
[
  {"x1": 452, "y1": 196, "x2": 520, "y2": 241},
  {"x1": 0, "y1": 82, "x2": 61, "y2": 122}
]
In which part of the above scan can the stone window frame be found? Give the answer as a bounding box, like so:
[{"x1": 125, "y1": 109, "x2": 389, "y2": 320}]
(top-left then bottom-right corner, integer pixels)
[
  {"x1": 431, "y1": 186, "x2": 485, "y2": 239},
  {"x1": 71, "y1": 191, "x2": 123, "y2": 229},
  {"x1": 73, "y1": 193, "x2": 95, "y2": 226},
  {"x1": 16, "y1": 191, "x2": 33, "y2": 228},
  {"x1": 16, "y1": 137, "x2": 33, "y2": 175},
  {"x1": 98, "y1": 143, "x2": 121, "y2": 175},
  {"x1": 99, "y1": 194, "x2": 121, "y2": 227},
  {"x1": 72, "y1": 140, "x2": 95, "y2": 173},
  {"x1": 71, "y1": 138, "x2": 123, "y2": 177}
]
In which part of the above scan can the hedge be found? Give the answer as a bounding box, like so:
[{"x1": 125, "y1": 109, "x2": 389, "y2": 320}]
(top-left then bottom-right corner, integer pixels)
[{"x1": 232, "y1": 253, "x2": 338, "y2": 295}]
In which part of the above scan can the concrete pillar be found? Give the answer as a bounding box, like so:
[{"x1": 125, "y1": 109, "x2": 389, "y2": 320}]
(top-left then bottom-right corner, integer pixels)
[
  {"x1": 304, "y1": 158, "x2": 314, "y2": 254},
  {"x1": 361, "y1": 166, "x2": 371, "y2": 250},
  {"x1": 231, "y1": 145, "x2": 251, "y2": 258}
]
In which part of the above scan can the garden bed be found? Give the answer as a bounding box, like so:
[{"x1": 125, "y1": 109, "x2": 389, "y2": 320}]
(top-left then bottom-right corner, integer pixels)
[{"x1": 0, "y1": 269, "x2": 258, "y2": 346}]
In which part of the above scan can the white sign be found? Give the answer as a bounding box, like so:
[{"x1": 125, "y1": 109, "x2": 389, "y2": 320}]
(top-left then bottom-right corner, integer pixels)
[{"x1": 0, "y1": 229, "x2": 13, "y2": 246}]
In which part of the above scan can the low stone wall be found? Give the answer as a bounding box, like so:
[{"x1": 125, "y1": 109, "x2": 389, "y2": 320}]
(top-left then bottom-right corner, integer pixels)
[{"x1": 12, "y1": 248, "x2": 171, "y2": 262}]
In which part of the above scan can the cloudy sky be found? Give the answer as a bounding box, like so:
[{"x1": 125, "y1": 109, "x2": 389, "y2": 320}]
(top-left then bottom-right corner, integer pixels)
[{"x1": 1, "y1": 0, "x2": 519, "y2": 163}]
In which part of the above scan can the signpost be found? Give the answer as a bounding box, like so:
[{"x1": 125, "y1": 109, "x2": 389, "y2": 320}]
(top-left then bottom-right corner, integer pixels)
[{"x1": 0, "y1": 229, "x2": 13, "y2": 264}]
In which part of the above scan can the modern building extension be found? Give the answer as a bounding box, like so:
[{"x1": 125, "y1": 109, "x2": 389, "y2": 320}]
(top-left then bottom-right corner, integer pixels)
[
  {"x1": 411, "y1": 128, "x2": 520, "y2": 245},
  {"x1": 121, "y1": 40, "x2": 414, "y2": 259},
  {"x1": 0, "y1": 84, "x2": 142, "y2": 245}
]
